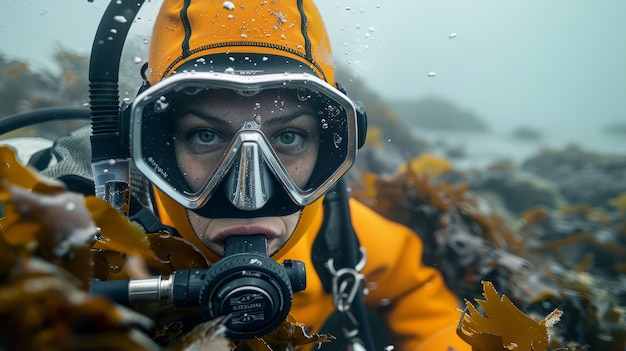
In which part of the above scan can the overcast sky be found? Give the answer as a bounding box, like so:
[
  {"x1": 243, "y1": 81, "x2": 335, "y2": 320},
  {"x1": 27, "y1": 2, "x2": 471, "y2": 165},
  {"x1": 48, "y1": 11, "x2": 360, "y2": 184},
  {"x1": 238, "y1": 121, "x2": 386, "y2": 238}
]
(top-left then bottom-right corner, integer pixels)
[{"x1": 1, "y1": 0, "x2": 625, "y2": 135}]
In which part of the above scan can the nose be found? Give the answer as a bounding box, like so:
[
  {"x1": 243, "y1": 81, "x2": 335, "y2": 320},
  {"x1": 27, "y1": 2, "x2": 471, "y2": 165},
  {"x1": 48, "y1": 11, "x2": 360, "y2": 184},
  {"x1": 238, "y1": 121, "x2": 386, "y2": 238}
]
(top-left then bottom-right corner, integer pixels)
[{"x1": 224, "y1": 141, "x2": 274, "y2": 210}]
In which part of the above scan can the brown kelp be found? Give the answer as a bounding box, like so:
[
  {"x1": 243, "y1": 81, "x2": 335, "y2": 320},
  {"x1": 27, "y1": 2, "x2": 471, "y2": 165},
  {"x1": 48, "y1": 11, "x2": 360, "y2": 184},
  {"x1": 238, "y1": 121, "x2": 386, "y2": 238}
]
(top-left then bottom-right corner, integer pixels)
[
  {"x1": 350, "y1": 154, "x2": 626, "y2": 350},
  {"x1": 0, "y1": 145, "x2": 332, "y2": 351}
]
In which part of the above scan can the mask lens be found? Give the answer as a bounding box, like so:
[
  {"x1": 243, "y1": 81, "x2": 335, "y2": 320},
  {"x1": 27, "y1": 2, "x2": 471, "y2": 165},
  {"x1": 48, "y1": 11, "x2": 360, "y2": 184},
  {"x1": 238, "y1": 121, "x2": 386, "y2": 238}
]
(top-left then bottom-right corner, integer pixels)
[{"x1": 132, "y1": 73, "x2": 357, "y2": 209}]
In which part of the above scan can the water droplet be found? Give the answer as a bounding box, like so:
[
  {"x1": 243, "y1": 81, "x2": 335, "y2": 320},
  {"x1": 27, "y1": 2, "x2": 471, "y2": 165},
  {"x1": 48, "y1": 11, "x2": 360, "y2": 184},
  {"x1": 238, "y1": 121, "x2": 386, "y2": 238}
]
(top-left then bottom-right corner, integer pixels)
[
  {"x1": 254, "y1": 102, "x2": 261, "y2": 110},
  {"x1": 427, "y1": 71, "x2": 437, "y2": 77},
  {"x1": 321, "y1": 123, "x2": 329, "y2": 129},
  {"x1": 333, "y1": 133, "x2": 342, "y2": 147},
  {"x1": 384, "y1": 345, "x2": 395, "y2": 351},
  {"x1": 345, "y1": 6, "x2": 352, "y2": 10},
  {"x1": 3, "y1": 163, "x2": 9, "y2": 169},
  {"x1": 134, "y1": 56, "x2": 142, "y2": 64},
  {"x1": 113, "y1": 15, "x2": 128, "y2": 23},
  {"x1": 241, "y1": 33, "x2": 248, "y2": 38},
  {"x1": 154, "y1": 96, "x2": 170, "y2": 112},
  {"x1": 222, "y1": 1, "x2": 235, "y2": 10},
  {"x1": 108, "y1": 159, "x2": 116, "y2": 165},
  {"x1": 296, "y1": 88, "x2": 311, "y2": 101},
  {"x1": 65, "y1": 202, "x2": 76, "y2": 211},
  {"x1": 224, "y1": 67, "x2": 235, "y2": 74},
  {"x1": 449, "y1": 32, "x2": 458, "y2": 39}
]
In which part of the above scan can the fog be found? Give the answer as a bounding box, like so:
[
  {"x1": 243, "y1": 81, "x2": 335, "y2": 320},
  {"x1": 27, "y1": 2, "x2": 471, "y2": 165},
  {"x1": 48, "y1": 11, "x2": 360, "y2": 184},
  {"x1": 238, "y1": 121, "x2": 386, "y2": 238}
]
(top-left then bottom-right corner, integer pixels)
[{"x1": 1, "y1": 0, "x2": 625, "y2": 135}]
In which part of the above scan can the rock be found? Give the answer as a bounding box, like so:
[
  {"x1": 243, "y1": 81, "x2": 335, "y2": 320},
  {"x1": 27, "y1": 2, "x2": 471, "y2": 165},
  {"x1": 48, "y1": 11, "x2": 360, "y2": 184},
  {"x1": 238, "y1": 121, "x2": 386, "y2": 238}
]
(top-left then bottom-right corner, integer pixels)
[
  {"x1": 393, "y1": 96, "x2": 489, "y2": 132},
  {"x1": 510, "y1": 126, "x2": 542, "y2": 141},
  {"x1": 469, "y1": 170, "x2": 564, "y2": 216},
  {"x1": 521, "y1": 146, "x2": 626, "y2": 209}
]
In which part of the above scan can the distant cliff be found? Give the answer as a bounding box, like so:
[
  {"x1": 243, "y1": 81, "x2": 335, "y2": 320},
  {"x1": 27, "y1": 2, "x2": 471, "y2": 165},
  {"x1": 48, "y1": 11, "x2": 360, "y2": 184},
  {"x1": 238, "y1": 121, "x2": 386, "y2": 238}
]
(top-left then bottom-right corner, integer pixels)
[{"x1": 393, "y1": 97, "x2": 489, "y2": 132}]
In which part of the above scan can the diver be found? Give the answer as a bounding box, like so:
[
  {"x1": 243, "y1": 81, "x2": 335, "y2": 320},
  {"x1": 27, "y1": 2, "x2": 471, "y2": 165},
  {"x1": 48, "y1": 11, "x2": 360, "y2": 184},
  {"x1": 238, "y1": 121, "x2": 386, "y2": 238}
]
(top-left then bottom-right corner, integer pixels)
[{"x1": 4, "y1": 0, "x2": 471, "y2": 350}]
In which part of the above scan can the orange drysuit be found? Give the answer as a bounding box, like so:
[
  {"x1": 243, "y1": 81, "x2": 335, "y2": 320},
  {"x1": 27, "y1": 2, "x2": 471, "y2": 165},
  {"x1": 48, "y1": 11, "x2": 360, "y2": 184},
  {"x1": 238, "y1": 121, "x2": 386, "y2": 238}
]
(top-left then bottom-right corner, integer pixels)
[{"x1": 158, "y1": 192, "x2": 470, "y2": 350}]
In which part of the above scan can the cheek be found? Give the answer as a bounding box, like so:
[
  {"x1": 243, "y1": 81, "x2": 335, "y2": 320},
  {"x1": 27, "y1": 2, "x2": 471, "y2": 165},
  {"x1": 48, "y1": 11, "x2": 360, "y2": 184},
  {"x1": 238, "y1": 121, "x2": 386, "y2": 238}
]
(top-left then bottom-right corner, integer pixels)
[
  {"x1": 178, "y1": 158, "x2": 201, "y2": 188},
  {"x1": 281, "y1": 211, "x2": 303, "y2": 239},
  {"x1": 289, "y1": 146, "x2": 319, "y2": 187},
  {"x1": 176, "y1": 153, "x2": 217, "y2": 191}
]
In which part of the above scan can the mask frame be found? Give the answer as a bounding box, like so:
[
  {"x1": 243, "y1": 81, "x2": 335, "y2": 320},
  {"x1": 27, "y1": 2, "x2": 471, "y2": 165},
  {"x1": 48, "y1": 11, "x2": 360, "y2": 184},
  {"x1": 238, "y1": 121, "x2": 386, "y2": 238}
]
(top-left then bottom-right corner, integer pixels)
[{"x1": 130, "y1": 71, "x2": 360, "y2": 213}]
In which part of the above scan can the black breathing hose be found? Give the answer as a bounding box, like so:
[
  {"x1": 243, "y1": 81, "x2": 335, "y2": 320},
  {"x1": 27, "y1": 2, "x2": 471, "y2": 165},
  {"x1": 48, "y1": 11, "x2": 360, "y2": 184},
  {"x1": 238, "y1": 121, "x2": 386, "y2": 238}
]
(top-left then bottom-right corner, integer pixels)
[
  {"x1": 0, "y1": 107, "x2": 90, "y2": 135},
  {"x1": 89, "y1": 0, "x2": 145, "y2": 162}
]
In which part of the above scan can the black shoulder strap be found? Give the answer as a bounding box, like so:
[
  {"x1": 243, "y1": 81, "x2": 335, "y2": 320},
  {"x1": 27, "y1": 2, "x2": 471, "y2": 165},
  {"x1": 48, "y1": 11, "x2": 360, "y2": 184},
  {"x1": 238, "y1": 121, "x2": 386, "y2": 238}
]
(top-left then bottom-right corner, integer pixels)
[
  {"x1": 311, "y1": 178, "x2": 376, "y2": 350},
  {"x1": 312, "y1": 179, "x2": 361, "y2": 292}
]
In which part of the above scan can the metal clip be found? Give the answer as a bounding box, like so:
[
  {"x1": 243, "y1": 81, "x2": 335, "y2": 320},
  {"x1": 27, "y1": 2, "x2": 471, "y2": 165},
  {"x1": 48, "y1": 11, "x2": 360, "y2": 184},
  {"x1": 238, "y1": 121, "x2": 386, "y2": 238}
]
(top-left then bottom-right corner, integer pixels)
[{"x1": 326, "y1": 248, "x2": 367, "y2": 312}]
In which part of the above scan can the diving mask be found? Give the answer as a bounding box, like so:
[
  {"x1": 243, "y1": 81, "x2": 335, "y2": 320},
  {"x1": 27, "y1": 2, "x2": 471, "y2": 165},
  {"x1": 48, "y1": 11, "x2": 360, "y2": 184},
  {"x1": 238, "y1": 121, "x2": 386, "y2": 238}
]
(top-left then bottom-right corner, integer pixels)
[{"x1": 130, "y1": 72, "x2": 359, "y2": 217}]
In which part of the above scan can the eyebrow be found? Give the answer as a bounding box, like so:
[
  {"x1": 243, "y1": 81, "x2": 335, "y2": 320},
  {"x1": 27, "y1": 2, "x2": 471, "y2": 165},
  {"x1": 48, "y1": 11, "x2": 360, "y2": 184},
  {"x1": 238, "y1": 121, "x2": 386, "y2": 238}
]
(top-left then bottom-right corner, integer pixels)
[
  {"x1": 178, "y1": 109, "x2": 235, "y2": 130},
  {"x1": 263, "y1": 113, "x2": 316, "y2": 128}
]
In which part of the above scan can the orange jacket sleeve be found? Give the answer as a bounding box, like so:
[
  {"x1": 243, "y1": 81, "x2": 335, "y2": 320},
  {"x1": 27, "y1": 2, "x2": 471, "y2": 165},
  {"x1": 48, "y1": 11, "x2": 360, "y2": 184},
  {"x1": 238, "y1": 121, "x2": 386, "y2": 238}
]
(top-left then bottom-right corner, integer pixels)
[{"x1": 351, "y1": 199, "x2": 471, "y2": 351}]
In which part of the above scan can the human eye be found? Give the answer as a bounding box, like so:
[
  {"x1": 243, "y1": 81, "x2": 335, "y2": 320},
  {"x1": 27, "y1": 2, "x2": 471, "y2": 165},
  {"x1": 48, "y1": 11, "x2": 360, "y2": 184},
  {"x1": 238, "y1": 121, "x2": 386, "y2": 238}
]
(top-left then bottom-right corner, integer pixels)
[
  {"x1": 184, "y1": 128, "x2": 226, "y2": 152},
  {"x1": 271, "y1": 128, "x2": 308, "y2": 153}
]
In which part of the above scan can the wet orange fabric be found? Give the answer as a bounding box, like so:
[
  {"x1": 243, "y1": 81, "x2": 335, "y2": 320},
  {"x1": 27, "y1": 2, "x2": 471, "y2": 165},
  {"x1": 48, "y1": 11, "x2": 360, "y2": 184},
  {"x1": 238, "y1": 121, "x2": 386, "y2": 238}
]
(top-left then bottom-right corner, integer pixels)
[
  {"x1": 274, "y1": 198, "x2": 471, "y2": 351},
  {"x1": 157, "y1": 194, "x2": 471, "y2": 350},
  {"x1": 147, "y1": 0, "x2": 335, "y2": 85}
]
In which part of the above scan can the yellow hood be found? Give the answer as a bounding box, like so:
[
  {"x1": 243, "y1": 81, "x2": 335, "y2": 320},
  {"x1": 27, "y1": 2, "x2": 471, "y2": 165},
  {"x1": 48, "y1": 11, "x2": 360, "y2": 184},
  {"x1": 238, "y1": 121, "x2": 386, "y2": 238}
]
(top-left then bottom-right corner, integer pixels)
[{"x1": 147, "y1": 0, "x2": 335, "y2": 85}]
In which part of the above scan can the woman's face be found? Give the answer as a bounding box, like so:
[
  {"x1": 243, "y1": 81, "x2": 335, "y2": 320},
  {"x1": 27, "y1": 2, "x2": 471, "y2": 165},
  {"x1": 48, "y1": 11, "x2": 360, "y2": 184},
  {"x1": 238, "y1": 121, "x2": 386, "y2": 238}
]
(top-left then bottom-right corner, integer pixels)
[{"x1": 171, "y1": 89, "x2": 320, "y2": 256}]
